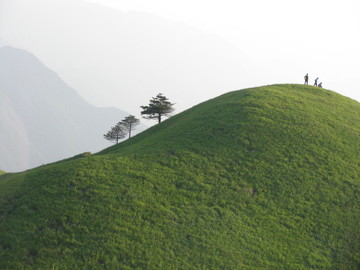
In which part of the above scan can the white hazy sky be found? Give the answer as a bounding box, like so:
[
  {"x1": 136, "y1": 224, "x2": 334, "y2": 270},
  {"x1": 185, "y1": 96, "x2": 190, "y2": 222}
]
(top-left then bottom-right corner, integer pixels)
[
  {"x1": 87, "y1": 0, "x2": 360, "y2": 54},
  {"x1": 1, "y1": 0, "x2": 359, "y2": 117},
  {"x1": 86, "y1": 0, "x2": 360, "y2": 100},
  {"x1": 85, "y1": 0, "x2": 360, "y2": 60}
]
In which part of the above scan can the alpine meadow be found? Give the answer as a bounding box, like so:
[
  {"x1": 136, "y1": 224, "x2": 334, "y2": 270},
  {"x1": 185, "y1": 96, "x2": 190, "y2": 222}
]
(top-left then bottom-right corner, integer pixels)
[{"x1": 0, "y1": 84, "x2": 359, "y2": 269}]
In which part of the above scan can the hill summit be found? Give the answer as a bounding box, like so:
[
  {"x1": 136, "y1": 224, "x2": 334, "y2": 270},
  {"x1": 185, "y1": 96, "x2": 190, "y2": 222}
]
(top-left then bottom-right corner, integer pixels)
[{"x1": 0, "y1": 84, "x2": 359, "y2": 269}]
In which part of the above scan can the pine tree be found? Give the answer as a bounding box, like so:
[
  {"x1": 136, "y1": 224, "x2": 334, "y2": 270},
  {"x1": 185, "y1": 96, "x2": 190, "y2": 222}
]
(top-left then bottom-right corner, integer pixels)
[
  {"x1": 140, "y1": 93, "x2": 175, "y2": 123},
  {"x1": 103, "y1": 123, "x2": 126, "y2": 144},
  {"x1": 121, "y1": 115, "x2": 140, "y2": 139}
]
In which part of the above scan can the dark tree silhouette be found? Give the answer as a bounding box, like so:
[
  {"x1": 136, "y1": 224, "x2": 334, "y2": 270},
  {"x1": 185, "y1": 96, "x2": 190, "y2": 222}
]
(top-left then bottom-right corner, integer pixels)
[
  {"x1": 140, "y1": 93, "x2": 175, "y2": 123},
  {"x1": 103, "y1": 123, "x2": 126, "y2": 144},
  {"x1": 121, "y1": 115, "x2": 140, "y2": 139}
]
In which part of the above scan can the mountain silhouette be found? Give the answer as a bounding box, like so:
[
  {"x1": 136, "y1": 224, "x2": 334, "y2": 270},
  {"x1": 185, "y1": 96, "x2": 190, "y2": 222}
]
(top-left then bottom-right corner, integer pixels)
[
  {"x1": 0, "y1": 46, "x2": 145, "y2": 171},
  {"x1": 0, "y1": 0, "x2": 253, "y2": 114}
]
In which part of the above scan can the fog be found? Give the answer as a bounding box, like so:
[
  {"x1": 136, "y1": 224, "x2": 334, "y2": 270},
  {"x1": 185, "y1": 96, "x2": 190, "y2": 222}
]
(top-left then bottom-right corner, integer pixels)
[
  {"x1": 0, "y1": 0, "x2": 359, "y2": 117},
  {"x1": 0, "y1": 46, "x2": 147, "y2": 171}
]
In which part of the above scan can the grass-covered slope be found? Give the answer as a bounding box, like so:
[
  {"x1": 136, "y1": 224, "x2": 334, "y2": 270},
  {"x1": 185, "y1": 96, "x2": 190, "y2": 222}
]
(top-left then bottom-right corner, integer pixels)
[{"x1": 0, "y1": 84, "x2": 359, "y2": 269}]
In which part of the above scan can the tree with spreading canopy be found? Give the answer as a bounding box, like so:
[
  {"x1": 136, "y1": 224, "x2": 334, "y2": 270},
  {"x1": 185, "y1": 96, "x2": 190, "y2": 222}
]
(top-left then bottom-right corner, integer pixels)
[
  {"x1": 120, "y1": 115, "x2": 140, "y2": 139},
  {"x1": 103, "y1": 123, "x2": 126, "y2": 144},
  {"x1": 140, "y1": 93, "x2": 175, "y2": 123}
]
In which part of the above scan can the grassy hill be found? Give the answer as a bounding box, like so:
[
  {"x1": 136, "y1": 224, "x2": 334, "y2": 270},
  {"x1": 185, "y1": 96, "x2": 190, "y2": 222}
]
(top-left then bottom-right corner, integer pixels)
[{"x1": 0, "y1": 84, "x2": 359, "y2": 269}]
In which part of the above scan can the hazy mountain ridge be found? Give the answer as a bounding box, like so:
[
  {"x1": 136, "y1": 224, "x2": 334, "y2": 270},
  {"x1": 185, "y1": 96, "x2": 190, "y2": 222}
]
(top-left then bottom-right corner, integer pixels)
[
  {"x1": 0, "y1": 46, "x2": 146, "y2": 172},
  {"x1": 0, "y1": 37, "x2": 8, "y2": 47},
  {"x1": 0, "y1": 0, "x2": 253, "y2": 115},
  {"x1": 0, "y1": 85, "x2": 359, "y2": 268}
]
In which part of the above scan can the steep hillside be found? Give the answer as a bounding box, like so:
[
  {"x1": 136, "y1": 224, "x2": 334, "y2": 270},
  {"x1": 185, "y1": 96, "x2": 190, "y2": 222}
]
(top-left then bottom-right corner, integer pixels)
[
  {"x1": 0, "y1": 46, "x2": 146, "y2": 172},
  {"x1": 0, "y1": 85, "x2": 359, "y2": 269}
]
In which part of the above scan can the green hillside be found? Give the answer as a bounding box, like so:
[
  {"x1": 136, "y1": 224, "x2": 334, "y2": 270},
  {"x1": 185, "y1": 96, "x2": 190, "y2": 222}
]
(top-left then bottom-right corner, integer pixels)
[{"x1": 0, "y1": 84, "x2": 359, "y2": 269}]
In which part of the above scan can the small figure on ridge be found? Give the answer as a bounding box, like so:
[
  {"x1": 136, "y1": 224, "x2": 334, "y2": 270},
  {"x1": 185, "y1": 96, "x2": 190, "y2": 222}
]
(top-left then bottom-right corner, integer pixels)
[
  {"x1": 304, "y1": 73, "x2": 309, "y2": 85},
  {"x1": 314, "y1": 77, "x2": 319, "y2": 87},
  {"x1": 318, "y1": 82, "x2": 323, "y2": 88}
]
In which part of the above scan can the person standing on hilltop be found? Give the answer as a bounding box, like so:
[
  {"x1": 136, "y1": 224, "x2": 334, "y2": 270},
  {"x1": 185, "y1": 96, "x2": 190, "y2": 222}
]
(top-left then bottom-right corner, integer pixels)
[
  {"x1": 314, "y1": 77, "x2": 319, "y2": 87},
  {"x1": 304, "y1": 73, "x2": 309, "y2": 85}
]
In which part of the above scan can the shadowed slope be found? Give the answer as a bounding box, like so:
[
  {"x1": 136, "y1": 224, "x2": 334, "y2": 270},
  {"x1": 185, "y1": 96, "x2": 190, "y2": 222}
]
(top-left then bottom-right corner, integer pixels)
[{"x1": 0, "y1": 84, "x2": 359, "y2": 269}]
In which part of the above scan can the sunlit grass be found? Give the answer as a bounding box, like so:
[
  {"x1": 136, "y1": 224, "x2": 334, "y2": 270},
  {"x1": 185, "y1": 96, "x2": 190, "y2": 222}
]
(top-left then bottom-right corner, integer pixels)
[{"x1": 0, "y1": 84, "x2": 359, "y2": 269}]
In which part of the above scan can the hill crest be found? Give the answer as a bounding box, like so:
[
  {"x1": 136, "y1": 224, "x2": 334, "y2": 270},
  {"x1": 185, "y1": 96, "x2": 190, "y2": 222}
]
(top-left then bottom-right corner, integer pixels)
[
  {"x1": 0, "y1": 84, "x2": 359, "y2": 269},
  {"x1": 100, "y1": 84, "x2": 359, "y2": 158}
]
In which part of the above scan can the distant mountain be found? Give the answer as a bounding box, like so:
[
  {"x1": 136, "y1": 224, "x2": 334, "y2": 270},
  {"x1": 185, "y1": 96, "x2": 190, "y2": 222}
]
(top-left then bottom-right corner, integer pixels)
[
  {"x1": 0, "y1": 37, "x2": 8, "y2": 47},
  {"x1": 0, "y1": 85, "x2": 359, "y2": 269},
  {"x1": 0, "y1": 0, "x2": 254, "y2": 114},
  {"x1": 0, "y1": 46, "x2": 146, "y2": 172}
]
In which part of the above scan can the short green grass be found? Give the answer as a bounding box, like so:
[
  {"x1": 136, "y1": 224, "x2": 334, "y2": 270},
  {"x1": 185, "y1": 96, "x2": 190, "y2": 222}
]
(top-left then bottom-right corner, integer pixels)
[{"x1": 0, "y1": 84, "x2": 359, "y2": 269}]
